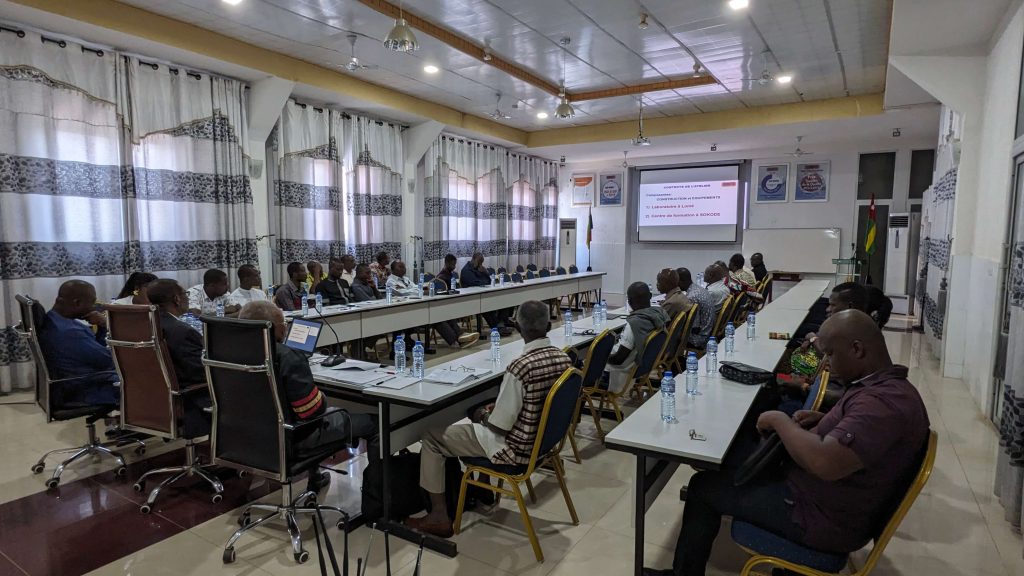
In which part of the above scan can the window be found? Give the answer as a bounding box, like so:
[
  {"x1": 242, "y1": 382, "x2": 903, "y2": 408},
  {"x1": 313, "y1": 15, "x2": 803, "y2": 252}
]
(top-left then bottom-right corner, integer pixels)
[
  {"x1": 909, "y1": 149, "x2": 936, "y2": 200},
  {"x1": 857, "y1": 152, "x2": 896, "y2": 200}
]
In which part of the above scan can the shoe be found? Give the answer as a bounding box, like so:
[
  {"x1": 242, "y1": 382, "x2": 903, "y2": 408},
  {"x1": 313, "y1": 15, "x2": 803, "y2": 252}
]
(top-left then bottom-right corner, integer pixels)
[
  {"x1": 457, "y1": 333, "x2": 480, "y2": 348},
  {"x1": 306, "y1": 470, "x2": 331, "y2": 492},
  {"x1": 404, "y1": 515, "x2": 454, "y2": 538},
  {"x1": 498, "y1": 327, "x2": 514, "y2": 337}
]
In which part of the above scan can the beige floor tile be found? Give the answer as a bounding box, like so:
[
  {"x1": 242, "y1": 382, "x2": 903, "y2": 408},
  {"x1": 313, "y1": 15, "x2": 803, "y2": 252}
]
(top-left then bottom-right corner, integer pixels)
[
  {"x1": 85, "y1": 530, "x2": 274, "y2": 576},
  {"x1": 545, "y1": 525, "x2": 674, "y2": 576}
]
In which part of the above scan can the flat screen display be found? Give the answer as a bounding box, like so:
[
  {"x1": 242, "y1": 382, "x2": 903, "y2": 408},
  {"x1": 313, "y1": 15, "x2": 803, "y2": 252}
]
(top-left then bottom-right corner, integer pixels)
[
  {"x1": 637, "y1": 165, "x2": 742, "y2": 242},
  {"x1": 285, "y1": 318, "x2": 322, "y2": 354}
]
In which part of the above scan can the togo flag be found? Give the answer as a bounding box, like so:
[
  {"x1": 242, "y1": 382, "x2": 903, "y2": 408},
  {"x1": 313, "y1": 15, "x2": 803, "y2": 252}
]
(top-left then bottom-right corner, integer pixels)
[
  {"x1": 864, "y1": 194, "x2": 877, "y2": 256},
  {"x1": 587, "y1": 208, "x2": 594, "y2": 249}
]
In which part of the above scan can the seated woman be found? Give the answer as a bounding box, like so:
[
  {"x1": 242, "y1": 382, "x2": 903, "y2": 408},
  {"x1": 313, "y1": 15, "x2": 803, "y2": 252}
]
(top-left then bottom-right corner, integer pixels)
[{"x1": 112, "y1": 272, "x2": 158, "y2": 305}]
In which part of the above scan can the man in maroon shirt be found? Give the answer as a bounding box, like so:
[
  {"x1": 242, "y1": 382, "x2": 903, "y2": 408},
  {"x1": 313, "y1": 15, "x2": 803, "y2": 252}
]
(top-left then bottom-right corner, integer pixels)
[{"x1": 644, "y1": 309, "x2": 930, "y2": 576}]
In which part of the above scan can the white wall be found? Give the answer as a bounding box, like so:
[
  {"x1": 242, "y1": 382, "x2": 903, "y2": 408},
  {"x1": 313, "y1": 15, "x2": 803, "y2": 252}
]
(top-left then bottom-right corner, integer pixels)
[{"x1": 559, "y1": 135, "x2": 935, "y2": 305}]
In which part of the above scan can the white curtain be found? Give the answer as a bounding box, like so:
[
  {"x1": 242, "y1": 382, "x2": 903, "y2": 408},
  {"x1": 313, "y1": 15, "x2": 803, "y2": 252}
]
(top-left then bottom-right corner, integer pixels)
[
  {"x1": 0, "y1": 29, "x2": 126, "y2": 392},
  {"x1": 343, "y1": 115, "x2": 404, "y2": 264},
  {"x1": 506, "y1": 153, "x2": 559, "y2": 270}
]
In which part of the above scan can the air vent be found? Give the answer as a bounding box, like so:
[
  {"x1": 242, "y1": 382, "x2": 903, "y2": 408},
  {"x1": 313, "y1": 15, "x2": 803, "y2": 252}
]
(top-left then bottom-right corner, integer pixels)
[
  {"x1": 888, "y1": 214, "x2": 910, "y2": 228},
  {"x1": 560, "y1": 219, "x2": 577, "y2": 230}
]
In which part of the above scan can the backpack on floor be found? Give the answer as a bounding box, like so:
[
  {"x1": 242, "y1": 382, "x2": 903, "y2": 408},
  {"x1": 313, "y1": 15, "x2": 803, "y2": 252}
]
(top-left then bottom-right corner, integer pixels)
[{"x1": 361, "y1": 450, "x2": 462, "y2": 522}]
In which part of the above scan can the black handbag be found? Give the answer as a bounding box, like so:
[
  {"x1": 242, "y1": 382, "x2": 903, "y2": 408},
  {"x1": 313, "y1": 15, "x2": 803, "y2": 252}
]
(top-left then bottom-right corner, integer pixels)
[
  {"x1": 718, "y1": 361, "x2": 774, "y2": 385},
  {"x1": 734, "y1": 432, "x2": 789, "y2": 486}
]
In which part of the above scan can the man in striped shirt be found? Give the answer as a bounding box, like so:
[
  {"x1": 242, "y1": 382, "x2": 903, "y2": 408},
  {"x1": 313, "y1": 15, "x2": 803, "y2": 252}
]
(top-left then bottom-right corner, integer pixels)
[
  {"x1": 239, "y1": 301, "x2": 378, "y2": 491},
  {"x1": 406, "y1": 300, "x2": 572, "y2": 538}
]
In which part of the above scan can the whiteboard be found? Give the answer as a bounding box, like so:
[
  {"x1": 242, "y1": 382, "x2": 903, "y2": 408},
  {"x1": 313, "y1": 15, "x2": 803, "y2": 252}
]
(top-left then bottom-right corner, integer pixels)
[{"x1": 741, "y1": 228, "x2": 841, "y2": 274}]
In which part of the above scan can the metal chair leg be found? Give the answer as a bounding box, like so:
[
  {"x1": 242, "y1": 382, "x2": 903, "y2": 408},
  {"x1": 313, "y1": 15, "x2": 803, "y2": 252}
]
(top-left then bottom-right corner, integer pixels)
[
  {"x1": 525, "y1": 478, "x2": 537, "y2": 503},
  {"x1": 552, "y1": 457, "x2": 579, "y2": 525},
  {"x1": 285, "y1": 511, "x2": 306, "y2": 561},
  {"x1": 567, "y1": 432, "x2": 582, "y2": 465},
  {"x1": 510, "y1": 481, "x2": 543, "y2": 562},
  {"x1": 453, "y1": 468, "x2": 473, "y2": 534}
]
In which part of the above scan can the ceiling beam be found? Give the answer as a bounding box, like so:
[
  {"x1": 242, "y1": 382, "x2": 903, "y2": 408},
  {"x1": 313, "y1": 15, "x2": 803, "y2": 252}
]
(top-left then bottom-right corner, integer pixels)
[
  {"x1": 358, "y1": 0, "x2": 562, "y2": 96},
  {"x1": 572, "y1": 76, "x2": 718, "y2": 101}
]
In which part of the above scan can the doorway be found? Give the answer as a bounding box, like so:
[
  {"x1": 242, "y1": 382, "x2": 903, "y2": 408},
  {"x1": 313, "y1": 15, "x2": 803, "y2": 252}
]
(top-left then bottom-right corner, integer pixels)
[
  {"x1": 991, "y1": 153, "x2": 1024, "y2": 423},
  {"x1": 559, "y1": 219, "x2": 577, "y2": 270}
]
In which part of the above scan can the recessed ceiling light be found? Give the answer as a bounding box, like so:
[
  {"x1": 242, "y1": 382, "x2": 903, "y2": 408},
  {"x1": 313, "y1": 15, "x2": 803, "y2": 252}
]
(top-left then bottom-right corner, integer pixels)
[
  {"x1": 777, "y1": 74, "x2": 793, "y2": 84},
  {"x1": 728, "y1": 0, "x2": 749, "y2": 10},
  {"x1": 423, "y1": 65, "x2": 439, "y2": 74},
  {"x1": 536, "y1": 111, "x2": 549, "y2": 119},
  {"x1": 222, "y1": 0, "x2": 244, "y2": 5}
]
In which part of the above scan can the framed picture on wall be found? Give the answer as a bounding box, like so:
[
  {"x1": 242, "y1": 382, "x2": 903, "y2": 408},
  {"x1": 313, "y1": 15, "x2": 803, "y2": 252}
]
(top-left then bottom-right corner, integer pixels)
[
  {"x1": 598, "y1": 172, "x2": 623, "y2": 206},
  {"x1": 572, "y1": 174, "x2": 595, "y2": 206},
  {"x1": 794, "y1": 161, "x2": 830, "y2": 202},
  {"x1": 755, "y1": 163, "x2": 789, "y2": 202}
]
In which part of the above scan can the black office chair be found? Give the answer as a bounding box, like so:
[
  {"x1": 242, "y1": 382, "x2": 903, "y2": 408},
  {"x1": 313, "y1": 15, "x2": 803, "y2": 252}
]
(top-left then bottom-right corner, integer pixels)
[
  {"x1": 15, "y1": 295, "x2": 143, "y2": 488},
  {"x1": 497, "y1": 267, "x2": 507, "y2": 275},
  {"x1": 539, "y1": 269, "x2": 551, "y2": 278},
  {"x1": 516, "y1": 265, "x2": 526, "y2": 274},
  {"x1": 202, "y1": 317, "x2": 352, "y2": 565},
  {"x1": 569, "y1": 265, "x2": 579, "y2": 274},
  {"x1": 486, "y1": 267, "x2": 495, "y2": 275},
  {"x1": 526, "y1": 270, "x2": 537, "y2": 280},
  {"x1": 511, "y1": 272, "x2": 524, "y2": 283},
  {"x1": 527, "y1": 263, "x2": 538, "y2": 272},
  {"x1": 555, "y1": 266, "x2": 567, "y2": 275}
]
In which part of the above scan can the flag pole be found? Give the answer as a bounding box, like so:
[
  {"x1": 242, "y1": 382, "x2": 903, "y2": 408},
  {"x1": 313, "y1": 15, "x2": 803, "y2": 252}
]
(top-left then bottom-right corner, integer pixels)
[{"x1": 586, "y1": 207, "x2": 593, "y2": 271}]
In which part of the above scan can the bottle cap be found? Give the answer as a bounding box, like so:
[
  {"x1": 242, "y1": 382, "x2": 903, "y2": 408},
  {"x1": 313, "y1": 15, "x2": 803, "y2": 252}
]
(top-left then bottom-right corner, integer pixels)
[{"x1": 663, "y1": 371, "x2": 673, "y2": 378}]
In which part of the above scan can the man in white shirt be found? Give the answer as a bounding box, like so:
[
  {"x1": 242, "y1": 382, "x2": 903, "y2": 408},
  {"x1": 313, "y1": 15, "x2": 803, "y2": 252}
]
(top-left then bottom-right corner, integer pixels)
[
  {"x1": 704, "y1": 264, "x2": 731, "y2": 309},
  {"x1": 227, "y1": 264, "x2": 268, "y2": 306},
  {"x1": 186, "y1": 268, "x2": 239, "y2": 316},
  {"x1": 605, "y1": 282, "x2": 671, "y2": 394},
  {"x1": 387, "y1": 260, "x2": 478, "y2": 348},
  {"x1": 339, "y1": 254, "x2": 357, "y2": 286},
  {"x1": 728, "y1": 253, "x2": 757, "y2": 287},
  {"x1": 406, "y1": 301, "x2": 571, "y2": 538}
]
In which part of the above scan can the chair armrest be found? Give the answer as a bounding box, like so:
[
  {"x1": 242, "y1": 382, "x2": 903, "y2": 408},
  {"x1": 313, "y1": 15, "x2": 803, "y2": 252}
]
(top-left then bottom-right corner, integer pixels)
[{"x1": 282, "y1": 406, "x2": 345, "y2": 431}]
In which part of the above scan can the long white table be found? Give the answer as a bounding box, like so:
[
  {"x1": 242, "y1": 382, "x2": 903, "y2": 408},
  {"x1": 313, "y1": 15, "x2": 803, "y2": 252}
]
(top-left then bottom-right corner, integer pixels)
[
  {"x1": 290, "y1": 272, "x2": 605, "y2": 345},
  {"x1": 312, "y1": 305, "x2": 626, "y2": 556},
  {"x1": 603, "y1": 280, "x2": 830, "y2": 576},
  {"x1": 769, "y1": 279, "x2": 830, "y2": 310}
]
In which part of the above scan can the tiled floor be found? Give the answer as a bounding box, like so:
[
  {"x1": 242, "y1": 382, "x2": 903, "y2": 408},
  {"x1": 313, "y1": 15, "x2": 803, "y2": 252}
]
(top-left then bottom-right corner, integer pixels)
[{"x1": 0, "y1": 329, "x2": 1021, "y2": 576}]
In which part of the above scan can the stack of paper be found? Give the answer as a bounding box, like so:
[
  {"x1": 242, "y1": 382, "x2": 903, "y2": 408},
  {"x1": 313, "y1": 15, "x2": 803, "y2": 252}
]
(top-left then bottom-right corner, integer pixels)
[{"x1": 424, "y1": 367, "x2": 492, "y2": 385}]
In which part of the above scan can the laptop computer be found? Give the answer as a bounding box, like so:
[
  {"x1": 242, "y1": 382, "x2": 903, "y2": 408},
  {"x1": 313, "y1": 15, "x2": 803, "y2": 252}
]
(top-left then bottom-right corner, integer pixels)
[{"x1": 285, "y1": 317, "x2": 322, "y2": 354}]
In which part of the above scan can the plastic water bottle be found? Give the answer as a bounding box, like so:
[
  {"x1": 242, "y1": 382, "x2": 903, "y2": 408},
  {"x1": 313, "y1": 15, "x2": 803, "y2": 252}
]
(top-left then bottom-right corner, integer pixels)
[
  {"x1": 660, "y1": 371, "x2": 677, "y2": 423},
  {"x1": 490, "y1": 328, "x2": 501, "y2": 365},
  {"x1": 453, "y1": 278, "x2": 460, "y2": 291},
  {"x1": 706, "y1": 337, "x2": 718, "y2": 375},
  {"x1": 419, "y1": 273, "x2": 425, "y2": 287},
  {"x1": 500, "y1": 274, "x2": 506, "y2": 287},
  {"x1": 428, "y1": 280, "x2": 436, "y2": 297},
  {"x1": 411, "y1": 340, "x2": 425, "y2": 378},
  {"x1": 696, "y1": 272, "x2": 705, "y2": 287},
  {"x1": 724, "y1": 322, "x2": 735, "y2": 354},
  {"x1": 215, "y1": 301, "x2": 225, "y2": 318},
  {"x1": 564, "y1": 309, "x2": 573, "y2": 338},
  {"x1": 594, "y1": 302, "x2": 604, "y2": 329},
  {"x1": 490, "y1": 274, "x2": 496, "y2": 287},
  {"x1": 746, "y1": 312, "x2": 756, "y2": 340},
  {"x1": 385, "y1": 283, "x2": 393, "y2": 304},
  {"x1": 266, "y1": 285, "x2": 275, "y2": 299},
  {"x1": 300, "y1": 282, "x2": 309, "y2": 316},
  {"x1": 315, "y1": 293, "x2": 323, "y2": 313},
  {"x1": 394, "y1": 336, "x2": 406, "y2": 375},
  {"x1": 685, "y1": 352, "x2": 699, "y2": 396}
]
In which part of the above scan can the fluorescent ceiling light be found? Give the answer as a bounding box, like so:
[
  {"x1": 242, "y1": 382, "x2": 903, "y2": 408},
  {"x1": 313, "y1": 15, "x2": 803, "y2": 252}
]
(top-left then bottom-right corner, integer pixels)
[
  {"x1": 728, "y1": 0, "x2": 749, "y2": 10},
  {"x1": 777, "y1": 74, "x2": 792, "y2": 84},
  {"x1": 222, "y1": 0, "x2": 244, "y2": 5},
  {"x1": 423, "y1": 65, "x2": 439, "y2": 74},
  {"x1": 536, "y1": 112, "x2": 549, "y2": 119}
]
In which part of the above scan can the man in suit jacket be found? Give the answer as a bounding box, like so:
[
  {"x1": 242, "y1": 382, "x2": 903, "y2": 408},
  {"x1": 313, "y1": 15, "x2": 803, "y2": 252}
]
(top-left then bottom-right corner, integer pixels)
[
  {"x1": 145, "y1": 279, "x2": 206, "y2": 386},
  {"x1": 351, "y1": 263, "x2": 383, "y2": 302}
]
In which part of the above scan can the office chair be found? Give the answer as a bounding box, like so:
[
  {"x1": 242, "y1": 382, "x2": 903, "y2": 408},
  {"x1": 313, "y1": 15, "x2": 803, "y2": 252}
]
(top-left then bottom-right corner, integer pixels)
[
  {"x1": 570, "y1": 330, "x2": 616, "y2": 462},
  {"x1": 732, "y1": 431, "x2": 937, "y2": 576},
  {"x1": 202, "y1": 317, "x2": 352, "y2": 564},
  {"x1": 454, "y1": 368, "x2": 583, "y2": 562},
  {"x1": 526, "y1": 270, "x2": 537, "y2": 280},
  {"x1": 106, "y1": 304, "x2": 223, "y2": 513},
  {"x1": 516, "y1": 265, "x2": 526, "y2": 273},
  {"x1": 661, "y1": 306, "x2": 698, "y2": 375},
  {"x1": 527, "y1": 263, "x2": 538, "y2": 272},
  {"x1": 587, "y1": 329, "x2": 667, "y2": 437},
  {"x1": 16, "y1": 295, "x2": 143, "y2": 488},
  {"x1": 539, "y1": 269, "x2": 551, "y2": 278}
]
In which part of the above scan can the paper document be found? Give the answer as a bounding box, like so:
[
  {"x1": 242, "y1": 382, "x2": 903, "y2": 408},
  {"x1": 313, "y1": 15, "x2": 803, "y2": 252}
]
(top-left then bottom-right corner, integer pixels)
[
  {"x1": 326, "y1": 369, "x2": 393, "y2": 386},
  {"x1": 329, "y1": 359, "x2": 383, "y2": 371},
  {"x1": 375, "y1": 376, "x2": 420, "y2": 390},
  {"x1": 424, "y1": 367, "x2": 492, "y2": 385},
  {"x1": 287, "y1": 323, "x2": 318, "y2": 344}
]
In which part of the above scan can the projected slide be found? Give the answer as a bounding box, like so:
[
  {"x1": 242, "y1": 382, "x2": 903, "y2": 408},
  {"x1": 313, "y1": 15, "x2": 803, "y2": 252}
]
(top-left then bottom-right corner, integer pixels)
[
  {"x1": 638, "y1": 180, "x2": 739, "y2": 226},
  {"x1": 637, "y1": 165, "x2": 742, "y2": 243}
]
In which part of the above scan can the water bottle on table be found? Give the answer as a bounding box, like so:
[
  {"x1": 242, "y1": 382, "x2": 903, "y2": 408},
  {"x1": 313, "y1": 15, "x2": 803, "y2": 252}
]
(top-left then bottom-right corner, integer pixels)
[
  {"x1": 394, "y1": 335, "x2": 406, "y2": 375},
  {"x1": 564, "y1": 309, "x2": 573, "y2": 338},
  {"x1": 300, "y1": 282, "x2": 309, "y2": 316},
  {"x1": 724, "y1": 321, "x2": 735, "y2": 354},
  {"x1": 315, "y1": 293, "x2": 323, "y2": 314},
  {"x1": 685, "y1": 352, "x2": 700, "y2": 396},
  {"x1": 660, "y1": 371, "x2": 677, "y2": 423},
  {"x1": 411, "y1": 340, "x2": 425, "y2": 378},
  {"x1": 746, "y1": 312, "x2": 756, "y2": 340},
  {"x1": 385, "y1": 283, "x2": 393, "y2": 304},
  {"x1": 215, "y1": 301, "x2": 225, "y2": 318},
  {"x1": 428, "y1": 280, "x2": 436, "y2": 298},
  {"x1": 490, "y1": 274, "x2": 496, "y2": 287},
  {"x1": 706, "y1": 336, "x2": 718, "y2": 375},
  {"x1": 489, "y1": 328, "x2": 501, "y2": 365}
]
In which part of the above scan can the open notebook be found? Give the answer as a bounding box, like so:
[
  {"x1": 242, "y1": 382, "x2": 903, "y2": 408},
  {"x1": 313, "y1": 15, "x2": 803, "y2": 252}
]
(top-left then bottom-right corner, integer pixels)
[{"x1": 424, "y1": 367, "x2": 493, "y2": 385}]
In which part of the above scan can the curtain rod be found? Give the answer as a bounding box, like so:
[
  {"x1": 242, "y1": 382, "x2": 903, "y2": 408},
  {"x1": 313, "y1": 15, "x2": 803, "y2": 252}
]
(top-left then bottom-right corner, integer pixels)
[
  {"x1": 287, "y1": 98, "x2": 407, "y2": 129},
  {"x1": 441, "y1": 134, "x2": 557, "y2": 165},
  {"x1": 0, "y1": 25, "x2": 25, "y2": 38}
]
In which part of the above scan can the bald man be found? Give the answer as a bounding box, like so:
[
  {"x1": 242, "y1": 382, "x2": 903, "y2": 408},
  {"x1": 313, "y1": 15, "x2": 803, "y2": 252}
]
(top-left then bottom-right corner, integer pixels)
[
  {"x1": 37, "y1": 280, "x2": 120, "y2": 406},
  {"x1": 646, "y1": 310, "x2": 930, "y2": 576}
]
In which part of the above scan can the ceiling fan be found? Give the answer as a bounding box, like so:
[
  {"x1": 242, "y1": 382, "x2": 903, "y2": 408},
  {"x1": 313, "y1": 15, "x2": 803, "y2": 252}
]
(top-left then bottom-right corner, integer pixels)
[
  {"x1": 786, "y1": 136, "x2": 813, "y2": 157},
  {"x1": 488, "y1": 92, "x2": 513, "y2": 120},
  {"x1": 741, "y1": 51, "x2": 775, "y2": 86},
  {"x1": 344, "y1": 34, "x2": 379, "y2": 72}
]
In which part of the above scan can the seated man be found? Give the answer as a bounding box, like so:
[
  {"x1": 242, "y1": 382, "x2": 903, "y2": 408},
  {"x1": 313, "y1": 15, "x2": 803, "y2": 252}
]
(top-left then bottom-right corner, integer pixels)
[
  {"x1": 338, "y1": 254, "x2": 357, "y2": 286},
  {"x1": 146, "y1": 279, "x2": 206, "y2": 386},
  {"x1": 657, "y1": 268, "x2": 691, "y2": 320},
  {"x1": 460, "y1": 252, "x2": 513, "y2": 335},
  {"x1": 387, "y1": 261, "x2": 478, "y2": 349},
  {"x1": 750, "y1": 252, "x2": 769, "y2": 283},
  {"x1": 38, "y1": 280, "x2": 119, "y2": 406},
  {"x1": 703, "y1": 264, "x2": 731, "y2": 310},
  {"x1": 228, "y1": 264, "x2": 268, "y2": 307},
  {"x1": 350, "y1": 263, "x2": 382, "y2": 302},
  {"x1": 239, "y1": 301, "x2": 379, "y2": 490},
  {"x1": 435, "y1": 253, "x2": 459, "y2": 290},
  {"x1": 369, "y1": 251, "x2": 391, "y2": 287},
  {"x1": 187, "y1": 268, "x2": 238, "y2": 316},
  {"x1": 728, "y1": 253, "x2": 757, "y2": 286},
  {"x1": 678, "y1": 268, "x2": 716, "y2": 349},
  {"x1": 306, "y1": 260, "x2": 326, "y2": 295},
  {"x1": 316, "y1": 257, "x2": 352, "y2": 305},
  {"x1": 645, "y1": 310, "x2": 930, "y2": 575},
  {"x1": 274, "y1": 261, "x2": 307, "y2": 311},
  {"x1": 405, "y1": 301, "x2": 572, "y2": 537},
  {"x1": 605, "y1": 282, "x2": 671, "y2": 394}
]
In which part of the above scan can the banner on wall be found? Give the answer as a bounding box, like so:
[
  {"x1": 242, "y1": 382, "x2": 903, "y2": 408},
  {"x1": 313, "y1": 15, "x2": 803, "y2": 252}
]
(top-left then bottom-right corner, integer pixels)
[
  {"x1": 572, "y1": 174, "x2": 595, "y2": 206},
  {"x1": 755, "y1": 164, "x2": 788, "y2": 202},
  {"x1": 598, "y1": 172, "x2": 623, "y2": 206},
  {"x1": 794, "y1": 161, "x2": 830, "y2": 202}
]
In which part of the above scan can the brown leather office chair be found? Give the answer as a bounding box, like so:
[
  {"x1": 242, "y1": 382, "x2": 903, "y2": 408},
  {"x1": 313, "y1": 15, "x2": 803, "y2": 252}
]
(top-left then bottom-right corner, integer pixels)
[
  {"x1": 106, "y1": 304, "x2": 223, "y2": 513},
  {"x1": 16, "y1": 295, "x2": 143, "y2": 489}
]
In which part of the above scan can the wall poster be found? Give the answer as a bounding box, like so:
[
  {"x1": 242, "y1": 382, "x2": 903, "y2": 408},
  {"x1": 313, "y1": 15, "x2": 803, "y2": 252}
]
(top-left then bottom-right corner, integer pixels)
[
  {"x1": 794, "y1": 161, "x2": 830, "y2": 202},
  {"x1": 755, "y1": 164, "x2": 789, "y2": 202},
  {"x1": 598, "y1": 172, "x2": 623, "y2": 206}
]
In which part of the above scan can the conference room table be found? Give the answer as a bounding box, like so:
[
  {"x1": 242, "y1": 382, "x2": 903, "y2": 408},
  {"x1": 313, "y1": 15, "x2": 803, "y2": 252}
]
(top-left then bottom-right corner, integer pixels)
[
  {"x1": 310, "y1": 302, "x2": 626, "y2": 556},
  {"x1": 286, "y1": 271, "x2": 606, "y2": 346},
  {"x1": 603, "y1": 280, "x2": 831, "y2": 576}
]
